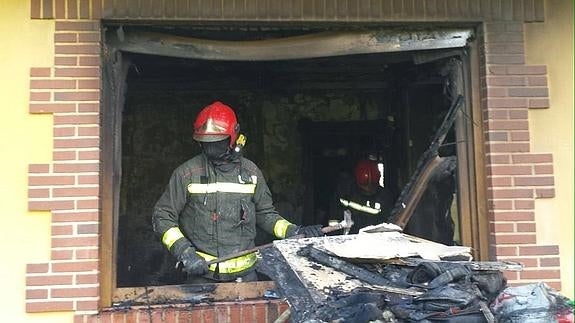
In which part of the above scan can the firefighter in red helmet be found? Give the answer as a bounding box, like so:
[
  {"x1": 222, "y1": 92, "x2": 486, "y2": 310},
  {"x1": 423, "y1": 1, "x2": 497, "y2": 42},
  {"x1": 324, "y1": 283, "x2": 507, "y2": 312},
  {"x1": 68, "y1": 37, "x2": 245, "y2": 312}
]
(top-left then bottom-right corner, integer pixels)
[
  {"x1": 152, "y1": 101, "x2": 323, "y2": 283},
  {"x1": 330, "y1": 158, "x2": 395, "y2": 234}
]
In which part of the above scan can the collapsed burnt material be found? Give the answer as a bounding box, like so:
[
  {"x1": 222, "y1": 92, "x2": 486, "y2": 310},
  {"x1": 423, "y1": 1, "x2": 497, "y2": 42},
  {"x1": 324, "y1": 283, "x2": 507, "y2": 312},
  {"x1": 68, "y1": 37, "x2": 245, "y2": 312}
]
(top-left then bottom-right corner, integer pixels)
[{"x1": 275, "y1": 240, "x2": 509, "y2": 322}]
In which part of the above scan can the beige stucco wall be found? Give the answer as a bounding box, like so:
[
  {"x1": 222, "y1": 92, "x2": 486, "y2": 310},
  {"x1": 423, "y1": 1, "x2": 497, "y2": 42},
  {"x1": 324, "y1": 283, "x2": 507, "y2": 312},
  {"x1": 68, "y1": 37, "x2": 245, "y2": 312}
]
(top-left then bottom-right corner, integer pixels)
[
  {"x1": 0, "y1": 0, "x2": 73, "y2": 321},
  {"x1": 525, "y1": 0, "x2": 574, "y2": 299}
]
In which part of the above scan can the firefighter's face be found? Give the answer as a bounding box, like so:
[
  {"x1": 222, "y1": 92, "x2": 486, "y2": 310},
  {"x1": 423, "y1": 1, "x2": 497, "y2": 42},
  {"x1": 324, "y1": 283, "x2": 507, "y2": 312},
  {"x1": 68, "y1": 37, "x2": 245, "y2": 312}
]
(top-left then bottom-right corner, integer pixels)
[{"x1": 201, "y1": 138, "x2": 230, "y2": 160}]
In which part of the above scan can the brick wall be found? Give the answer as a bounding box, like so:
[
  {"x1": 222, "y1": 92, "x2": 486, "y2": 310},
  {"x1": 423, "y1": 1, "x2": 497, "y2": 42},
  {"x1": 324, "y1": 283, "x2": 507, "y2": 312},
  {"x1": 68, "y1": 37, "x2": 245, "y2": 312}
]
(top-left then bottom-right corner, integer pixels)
[
  {"x1": 480, "y1": 21, "x2": 560, "y2": 290},
  {"x1": 25, "y1": 0, "x2": 560, "y2": 319}
]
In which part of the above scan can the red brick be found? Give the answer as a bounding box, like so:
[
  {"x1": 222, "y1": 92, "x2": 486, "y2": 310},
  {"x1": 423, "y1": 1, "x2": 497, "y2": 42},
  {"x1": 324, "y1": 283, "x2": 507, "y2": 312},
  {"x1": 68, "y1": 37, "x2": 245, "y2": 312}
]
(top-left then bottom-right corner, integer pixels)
[
  {"x1": 54, "y1": 127, "x2": 76, "y2": 137},
  {"x1": 485, "y1": 131, "x2": 508, "y2": 141},
  {"x1": 510, "y1": 131, "x2": 530, "y2": 141},
  {"x1": 487, "y1": 98, "x2": 527, "y2": 108},
  {"x1": 76, "y1": 248, "x2": 99, "y2": 260},
  {"x1": 29, "y1": 188, "x2": 49, "y2": 198},
  {"x1": 52, "y1": 236, "x2": 98, "y2": 248},
  {"x1": 27, "y1": 263, "x2": 49, "y2": 273},
  {"x1": 52, "y1": 211, "x2": 99, "y2": 222},
  {"x1": 52, "y1": 250, "x2": 74, "y2": 260},
  {"x1": 491, "y1": 211, "x2": 535, "y2": 221},
  {"x1": 215, "y1": 305, "x2": 228, "y2": 322},
  {"x1": 55, "y1": 56, "x2": 77, "y2": 66},
  {"x1": 540, "y1": 257, "x2": 560, "y2": 267},
  {"x1": 29, "y1": 164, "x2": 49, "y2": 173},
  {"x1": 76, "y1": 274, "x2": 99, "y2": 285},
  {"x1": 78, "y1": 126, "x2": 99, "y2": 136},
  {"x1": 78, "y1": 175, "x2": 99, "y2": 184},
  {"x1": 53, "y1": 150, "x2": 76, "y2": 160},
  {"x1": 43, "y1": 0, "x2": 54, "y2": 18},
  {"x1": 495, "y1": 246, "x2": 518, "y2": 256},
  {"x1": 493, "y1": 233, "x2": 536, "y2": 244},
  {"x1": 78, "y1": 79, "x2": 100, "y2": 89},
  {"x1": 26, "y1": 301, "x2": 74, "y2": 313},
  {"x1": 529, "y1": 98, "x2": 550, "y2": 108},
  {"x1": 31, "y1": 79, "x2": 76, "y2": 89},
  {"x1": 508, "y1": 110, "x2": 528, "y2": 119},
  {"x1": 54, "y1": 138, "x2": 99, "y2": 149},
  {"x1": 29, "y1": 175, "x2": 75, "y2": 186},
  {"x1": 53, "y1": 163, "x2": 99, "y2": 173},
  {"x1": 78, "y1": 103, "x2": 100, "y2": 112},
  {"x1": 487, "y1": 120, "x2": 528, "y2": 130},
  {"x1": 229, "y1": 304, "x2": 241, "y2": 323},
  {"x1": 242, "y1": 303, "x2": 254, "y2": 322},
  {"x1": 54, "y1": 91, "x2": 100, "y2": 101},
  {"x1": 77, "y1": 199, "x2": 99, "y2": 209},
  {"x1": 55, "y1": 44, "x2": 100, "y2": 55},
  {"x1": 52, "y1": 287, "x2": 99, "y2": 298},
  {"x1": 488, "y1": 154, "x2": 511, "y2": 164},
  {"x1": 52, "y1": 224, "x2": 74, "y2": 235},
  {"x1": 77, "y1": 301, "x2": 99, "y2": 311},
  {"x1": 484, "y1": 32, "x2": 524, "y2": 43},
  {"x1": 484, "y1": 109, "x2": 508, "y2": 120},
  {"x1": 54, "y1": 33, "x2": 78, "y2": 43},
  {"x1": 514, "y1": 176, "x2": 554, "y2": 186},
  {"x1": 487, "y1": 87, "x2": 507, "y2": 97},
  {"x1": 486, "y1": 55, "x2": 525, "y2": 65},
  {"x1": 79, "y1": 56, "x2": 100, "y2": 66},
  {"x1": 55, "y1": 21, "x2": 98, "y2": 31},
  {"x1": 31, "y1": 0, "x2": 41, "y2": 18},
  {"x1": 254, "y1": 303, "x2": 267, "y2": 323},
  {"x1": 30, "y1": 68, "x2": 51, "y2": 77},
  {"x1": 55, "y1": 0, "x2": 65, "y2": 18},
  {"x1": 78, "y1": 33, "x2": 101, "y2": 43},
  {"x1": 78, "y1": 223, "x2": 99, "y2": 234},
  {"x1": 29, "y1": 200, "x2": 74, "y2": 211},
  {"x1": 504, "y1": 257, "x2": 538, "y2": 267},
  {"x1": 508, "y1": 87, "x2": 548, "y2": 97},
  {"x1": 79, "y1": 0, "x2": 90, "y2": 18},
  {"x1": 26, "y1": 289, "x2": 48, "y2": 299},
  {"x1": 514, "y1": 199, "x2": 534, "y2": 209},
  {"x1": 533, "y1": 165, "x2": 553, "y2": 174},
  {"x1": 52, "y1": 261, "x2": 98, "y2": 272},
  {"x1": 488, "y1": 165, "x2": 532, "y2": 175},
  {"x1": 488, "y1": 188, "x2": 533, "y2": 199},
  {"x1": 30, "y1": 103, "x2": 77, "y2": 113},
  {"x1": 502, "y1": 271, "x2": 518, "y2": 281},
  {"x1": 535, "y1": 188, "x2": 555, "y2": 198},
  {"x1": 55, "y1": 67, "x2": 99, "y2": 78},
  {"x1": 528, "y1": 76, "x2": 547, "y2": 86},
  {"x1": 489, "y1": 143, "x2": 530, "y2": 153},
  {"x1": 491, "y1": 222, "x2": 514, "y2": 232},
  {"x1": 488, "y1": 176, "x2": 512, "y2": 187},
  {"x1": 520, "y1": 270, "x2": 560, "y2": 280},
  {"x1": 519, "y1": 245, "x2": 559, "y2": 256},
  {"x1": 512, "y1": 153, "x2": 552, "y2": 164},
  {"x1": 506, "y1": 65, "x2": 547, "y2": 75},
  {"x1": 30, "y1": 92, "x2": 51, "y2": 101},
  {"x1": 489, "y1": 199, "x2": 513, "y2": 210},
  {"x1": 546, "y1": 281, "x2": 562, "y2": 291},
  {"x1": 516, "y1": 222, "x2": 536, "y2": 232},
  {"x1": 78, "y1": 150, "x2": 99, "y2": 160},
  {"x1": 27, "y1": 275, "x2": 73, "y2": 286}
]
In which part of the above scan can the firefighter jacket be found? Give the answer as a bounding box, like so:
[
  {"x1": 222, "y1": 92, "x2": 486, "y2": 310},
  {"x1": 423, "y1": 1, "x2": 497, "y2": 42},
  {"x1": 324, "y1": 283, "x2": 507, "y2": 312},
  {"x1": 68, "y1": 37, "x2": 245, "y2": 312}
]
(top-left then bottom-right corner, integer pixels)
[
  {"x1": 331, "y1": 185, "x2": 395, "y2": 234},
  {"x1": 152, "y1": 154, "x2": 293, "y2": 279}
]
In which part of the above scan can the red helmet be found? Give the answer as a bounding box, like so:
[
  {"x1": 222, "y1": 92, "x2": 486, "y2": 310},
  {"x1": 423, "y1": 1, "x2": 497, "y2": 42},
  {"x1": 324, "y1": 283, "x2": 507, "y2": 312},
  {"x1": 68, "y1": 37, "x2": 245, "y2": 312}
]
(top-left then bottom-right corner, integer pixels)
[
  {"x1": 193, "y1": 101, "x2": 239, "y2": 146},
  {"x1": 354, "y1": 159, "x2": 381, "y2": 190}
]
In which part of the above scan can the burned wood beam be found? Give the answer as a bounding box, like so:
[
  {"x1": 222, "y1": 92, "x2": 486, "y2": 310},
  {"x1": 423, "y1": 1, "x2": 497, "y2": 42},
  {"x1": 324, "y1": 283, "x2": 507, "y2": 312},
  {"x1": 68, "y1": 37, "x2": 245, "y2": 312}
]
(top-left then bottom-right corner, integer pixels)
[
  {"x1": 107, "y1": 28, "x2": 471, "y2": 61},
  {"x1": 299, "y1": 246, "x2": 423, "y2": 297},
  {"x1": 384, "y1": 258, "x2": 524, "y2": 272},
  {"x1": 112, "y1": 281, "x2": 275, "y2": 306}
]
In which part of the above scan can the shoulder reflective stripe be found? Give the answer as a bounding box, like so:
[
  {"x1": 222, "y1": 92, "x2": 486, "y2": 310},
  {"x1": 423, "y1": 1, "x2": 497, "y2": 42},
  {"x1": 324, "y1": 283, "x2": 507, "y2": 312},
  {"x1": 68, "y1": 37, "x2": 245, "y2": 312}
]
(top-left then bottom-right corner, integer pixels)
[
  {"x1": 162, "y1": 227, "x2": 185, "y2": 249},
  {"x1": 187, "y1": 182, "x2": 256, "y2": 194},
  {"x1": 339, "y1": 198, "x2": 382, "y2": 215},
  {"x1": 196, "y1": 251, "x2": 257, "y2": 274},
  {"x1": 273, "y1": 219, "x2": 292, "y2": 239}
]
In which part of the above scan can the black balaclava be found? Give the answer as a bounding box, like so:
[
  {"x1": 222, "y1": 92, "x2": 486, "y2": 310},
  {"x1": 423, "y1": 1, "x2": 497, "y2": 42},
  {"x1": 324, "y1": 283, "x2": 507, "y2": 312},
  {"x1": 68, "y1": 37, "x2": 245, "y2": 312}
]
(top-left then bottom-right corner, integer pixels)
[{"x1": 201, "y1": 138, "x2": 230, "y2": 161}]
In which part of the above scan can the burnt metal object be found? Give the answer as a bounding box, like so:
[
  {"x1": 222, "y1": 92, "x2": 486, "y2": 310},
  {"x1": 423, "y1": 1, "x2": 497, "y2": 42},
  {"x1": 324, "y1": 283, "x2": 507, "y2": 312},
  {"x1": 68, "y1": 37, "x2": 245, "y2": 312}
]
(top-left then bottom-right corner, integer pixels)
[
  {"x1": 257, "y1": 246, "x2": 318, "y2": 322},
  {"x1": 107, "y1": 28, "x2": 471, "y2": 61},
  {"x1": 389, "y1": 95, "x2": 464, "y2": 228},
  {"x1": 298, "y1": 246, "x2": 423, "y2": 297}
]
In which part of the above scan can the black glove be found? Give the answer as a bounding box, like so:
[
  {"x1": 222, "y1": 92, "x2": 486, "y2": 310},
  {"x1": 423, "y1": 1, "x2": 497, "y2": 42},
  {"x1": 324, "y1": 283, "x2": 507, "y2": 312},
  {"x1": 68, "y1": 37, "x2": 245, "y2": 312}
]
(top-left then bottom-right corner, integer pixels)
[
  {"x1": 179, "y1": 247, "x2": 209, "y2": 276},
  {"x1": 295, "y1": 225, "x2": 325, "y2": 238}
]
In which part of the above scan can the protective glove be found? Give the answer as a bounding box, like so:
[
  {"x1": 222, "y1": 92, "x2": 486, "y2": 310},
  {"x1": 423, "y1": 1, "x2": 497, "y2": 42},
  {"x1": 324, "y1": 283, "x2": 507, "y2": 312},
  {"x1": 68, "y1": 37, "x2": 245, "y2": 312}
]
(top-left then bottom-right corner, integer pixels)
[
  {"x1": 292, "y1": 224, "x2": 325, "y2": 238},
  {"x1": 179, "y1": 247, "x2": 209, "y2": 276}
]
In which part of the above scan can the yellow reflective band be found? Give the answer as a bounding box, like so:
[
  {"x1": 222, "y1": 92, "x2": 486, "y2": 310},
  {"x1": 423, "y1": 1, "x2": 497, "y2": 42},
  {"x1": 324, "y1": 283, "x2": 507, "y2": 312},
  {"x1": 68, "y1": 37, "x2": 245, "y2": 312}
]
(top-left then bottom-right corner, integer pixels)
[
  {"x1": 162, "y1": 227, "x2": 185, "y2": 249},
  {"x1": 196, "y1": 251, "x2": 257, "y2": 274},
  {"x1": 187, "y1": 182, "x2": 256, "y2": 194},
  {"x1": 273, "y1": 219, "x2": 292, "y2": 239},
  {"x1": 340, "y1": 198, "x2": 382, "y2": 215}
]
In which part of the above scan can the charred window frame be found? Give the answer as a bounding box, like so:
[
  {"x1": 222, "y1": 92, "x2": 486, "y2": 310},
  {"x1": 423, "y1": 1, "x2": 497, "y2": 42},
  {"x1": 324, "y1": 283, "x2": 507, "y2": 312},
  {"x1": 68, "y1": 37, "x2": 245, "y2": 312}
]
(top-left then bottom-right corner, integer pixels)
[{"x1": 99, "y1": 25, "x2": 487, "y2": 307}]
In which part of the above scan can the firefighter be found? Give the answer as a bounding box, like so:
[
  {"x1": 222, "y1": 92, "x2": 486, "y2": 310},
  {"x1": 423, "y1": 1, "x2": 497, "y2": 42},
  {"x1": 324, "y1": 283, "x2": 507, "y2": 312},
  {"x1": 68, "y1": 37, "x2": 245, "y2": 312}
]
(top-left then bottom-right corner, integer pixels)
[
  {"x1": 152, "y1": 101, "x2": 323, "y2": 282},
  {"x1": 330, "y1": 158, "x2": 395, "y2": 234}
]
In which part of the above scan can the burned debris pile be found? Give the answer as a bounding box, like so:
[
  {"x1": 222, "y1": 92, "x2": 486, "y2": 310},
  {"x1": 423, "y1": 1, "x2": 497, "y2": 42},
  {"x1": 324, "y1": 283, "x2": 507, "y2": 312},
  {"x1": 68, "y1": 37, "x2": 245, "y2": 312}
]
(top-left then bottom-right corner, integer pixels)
[{"x1": 258, "y1": 231, "x2": 573, "y2": 323}]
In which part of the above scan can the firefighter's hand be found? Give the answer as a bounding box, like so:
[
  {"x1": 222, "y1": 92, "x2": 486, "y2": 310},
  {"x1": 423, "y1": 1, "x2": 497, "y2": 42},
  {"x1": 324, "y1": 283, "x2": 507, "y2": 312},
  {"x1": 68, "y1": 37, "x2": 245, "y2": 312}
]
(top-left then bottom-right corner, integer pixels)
[
  {"x1": 179, "y1": 247, "x2": 209, "y2": 276},
  {"x1": 295, "y1": 225, "x2": 325, "y2": 238}
]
